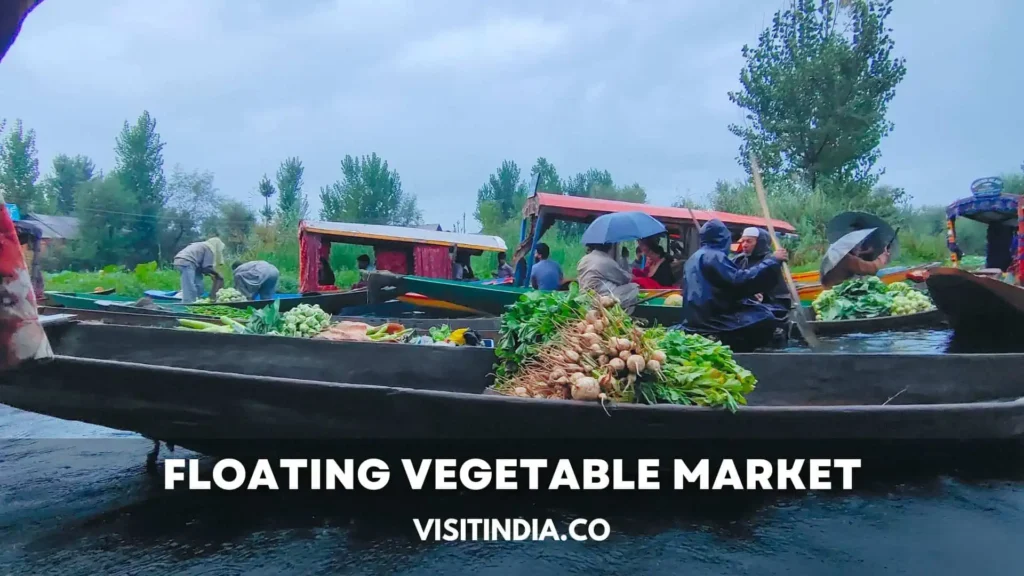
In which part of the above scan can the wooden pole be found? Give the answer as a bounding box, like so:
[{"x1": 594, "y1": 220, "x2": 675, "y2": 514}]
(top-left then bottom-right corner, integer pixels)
[{"x1": 749, "y1": 153, "x2": 820, "y2": 349}]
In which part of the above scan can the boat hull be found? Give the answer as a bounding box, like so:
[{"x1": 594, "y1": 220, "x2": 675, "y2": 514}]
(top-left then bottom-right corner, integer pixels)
[
  {"x1": 4, "y1": 354, "x2": 1024, "y2": 441},
  {"x1": 926, "y1": 267, "x2": 1024, "y2": 337},
  {"x1": 800, "y1": 308, "x2": 947, "y2": 337}
]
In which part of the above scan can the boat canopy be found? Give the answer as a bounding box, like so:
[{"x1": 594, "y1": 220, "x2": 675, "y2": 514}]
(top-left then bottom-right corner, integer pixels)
[
  {"x1": 944, "y1": 178, "x2": 1024, "y2": 283},
  {"x1": 525, "y1": 193, "x2": 796, "y2": 233},
  {"x1": 298, "y1": 220, "x2": 508, "y2": 293},
  {"x1": 946, "y1": 193, "x2": 1019, "y2": 225},
  {"x1": 301, "y1": 221, "x2": 507, "y2": 253},
  {"x1": 513, "y1": 190, "x2": 797, "y2": 287}
]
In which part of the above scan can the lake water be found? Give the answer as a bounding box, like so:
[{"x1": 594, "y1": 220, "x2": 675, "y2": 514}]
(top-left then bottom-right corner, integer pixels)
[{"x1": 3, "y1": 328, "x2": 1023, "y2": 575}]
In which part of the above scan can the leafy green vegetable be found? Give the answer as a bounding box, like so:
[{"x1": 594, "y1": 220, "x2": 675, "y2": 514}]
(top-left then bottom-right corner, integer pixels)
[
  {"x1": 495, "y1": 283, "x2": 590, "y2": 378},
  {"x1": 429, "y1": 324, "x2": 452, "y2": 342},
  {"x1": 246, "y1": 299, "x2": 283, "y2": 335},
  {"x1": 643, "y1": 331, "x2": 757, "y2": 412}
]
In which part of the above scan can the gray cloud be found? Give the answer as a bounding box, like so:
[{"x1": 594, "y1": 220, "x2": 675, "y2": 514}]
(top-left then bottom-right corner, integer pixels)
[{"x1": 1, "y1": 0, "x2": 1021, "y2": 228}]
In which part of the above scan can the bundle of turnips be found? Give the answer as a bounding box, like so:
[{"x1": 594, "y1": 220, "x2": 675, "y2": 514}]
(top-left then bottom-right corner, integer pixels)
[{"x1": 491, "y1": 287, "x2": 757, "y2": 411}]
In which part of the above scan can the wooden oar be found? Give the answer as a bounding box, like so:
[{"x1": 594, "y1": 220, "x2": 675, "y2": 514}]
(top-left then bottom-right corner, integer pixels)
[{"x1": 749, "y1": 153, "x2": 821, "y2": 349}]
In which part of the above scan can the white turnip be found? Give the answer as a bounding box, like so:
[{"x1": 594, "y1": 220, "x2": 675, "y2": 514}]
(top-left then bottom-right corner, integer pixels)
[
  {"x1": 626, "y1": 354, "x2": 645, "y2": 375},
  {"x1": 571, "y1": 377, "x2": 601, "y2": 401}
]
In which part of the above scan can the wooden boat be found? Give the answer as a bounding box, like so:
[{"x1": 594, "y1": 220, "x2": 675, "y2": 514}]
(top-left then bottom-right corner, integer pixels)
[
  {"x1": 46, "y1": 289, "x2": 370, "y2": 316},
  {"x1": 926, "y1": 267, "x2": 1024, "y2": 337},
  {"x1": 144, "y1": 289, "x2": 303, "y2": 302},
  {"x1": 386, "y1": 275, "x2": 682, "y2": 326},
  {"x1": 3, "y1": 320, "x2": 1023, "y2": 443},
  {"x1": 794, "y1": 263, "x2": 940, "y2": 305},
  {"x1": 801, "y1": 308, "x2": 947, "y2": 337}
]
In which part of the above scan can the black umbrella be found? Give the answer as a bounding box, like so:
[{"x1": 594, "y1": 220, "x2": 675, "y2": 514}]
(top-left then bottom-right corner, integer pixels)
[{"x1": 825, "y1": 211, "x2": 899, "y2": 261}]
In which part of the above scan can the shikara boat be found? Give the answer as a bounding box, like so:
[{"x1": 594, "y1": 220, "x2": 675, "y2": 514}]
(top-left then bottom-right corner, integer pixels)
[
  {"x1": 3, "y1": 319, "x2": 1023, "y2": 444},
  {"x1": 794, "y1": 263, "x2": 939, "y2": 305},
  {"x1": 926, "y1": 267, "x2": 1024, "y2": 337},
  {"x1": 930, "y1": 178, "x2": 1024, "y2": 338}
]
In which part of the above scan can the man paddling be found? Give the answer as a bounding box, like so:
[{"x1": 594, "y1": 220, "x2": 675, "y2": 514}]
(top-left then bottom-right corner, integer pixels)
[
  {"x1": 733, "y1": 228, "x2": 791, "y2": 311},
  {"x1": 678, "y1": 219, "x2": 788, "y2": 352}
]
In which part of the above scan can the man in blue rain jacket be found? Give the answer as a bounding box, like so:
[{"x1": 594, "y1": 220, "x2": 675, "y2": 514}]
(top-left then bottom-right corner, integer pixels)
[{"x1": 679, "y1": 219, "x2": 788, "y2": 351}]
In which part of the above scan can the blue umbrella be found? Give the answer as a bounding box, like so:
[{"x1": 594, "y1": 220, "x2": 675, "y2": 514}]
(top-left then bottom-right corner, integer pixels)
[{"x1": 581, "y1": 211, "x2": 666, "y2": 245}]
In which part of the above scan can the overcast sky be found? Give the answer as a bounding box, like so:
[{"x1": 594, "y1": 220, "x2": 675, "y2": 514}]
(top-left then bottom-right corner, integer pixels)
[{"x1": 2, "y1": 0, "x2": 1021, "y2": 227}]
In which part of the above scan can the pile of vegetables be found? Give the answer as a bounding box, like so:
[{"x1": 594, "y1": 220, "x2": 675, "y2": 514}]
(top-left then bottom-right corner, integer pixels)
[
  {"x1": 185, "y1": 305, "x2": 252, "y2": 320},
  {"x1": 886, "y1": 281, "x2": 935, "y2": 316},
  {"x1": 212, "y1": 288, "x2": 246, "y2": 303},
  {"x1": 492, "y1": 285, "x2": 756, "y2": 412},
  {"x1": 812, "y1": 276, "x2": 935, "y2": 321},
  {"x1": 280, "y1": 304, "x2": 332, "y2": 338}
]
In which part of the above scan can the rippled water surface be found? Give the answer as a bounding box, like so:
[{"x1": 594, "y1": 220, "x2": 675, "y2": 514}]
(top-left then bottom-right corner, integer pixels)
[{"x1": 3, "y1": 328, "x2": 1023, "y2": 574}]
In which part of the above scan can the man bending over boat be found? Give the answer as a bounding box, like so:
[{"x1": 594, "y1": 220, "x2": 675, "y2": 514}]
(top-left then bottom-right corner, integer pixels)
[
  {"x1": 173, "y1": 237, "x2": 225, "y2": 304},
  {"x1": 577, "y1": 242, "x2": 639, "y2": 312},
  {"x1": 678, "y1": 219, "x2": 788, "y2": 352},
  {"x1": 231, "y1": 260, "x2": 280, "y2": 301}
]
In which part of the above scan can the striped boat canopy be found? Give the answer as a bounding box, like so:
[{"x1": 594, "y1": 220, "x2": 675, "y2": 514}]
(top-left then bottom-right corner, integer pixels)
[{"x1": 300, "y1": 221, "x2": 507, "y2": 253}]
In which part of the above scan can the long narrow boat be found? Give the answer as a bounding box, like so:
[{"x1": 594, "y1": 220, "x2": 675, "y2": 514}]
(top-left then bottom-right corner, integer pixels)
[
  {"x1": 926, "y1": 267, "x2": 1024, "y2": 337},
  {"x1": 384, "y1": 275, "x2": 682, "y2": 326},
  {"x1": 794, "y1": 263, "x2": 940, "y2": 305},
  {"x1": 46, "y1": 288, "x2": 371, "y2": 315},
  {"x1": 2, "y1": 322, "x2": 1023, "y2": 443},
  {"x1": 801, "y1": 308, "x2": 947, "y2": 336}
]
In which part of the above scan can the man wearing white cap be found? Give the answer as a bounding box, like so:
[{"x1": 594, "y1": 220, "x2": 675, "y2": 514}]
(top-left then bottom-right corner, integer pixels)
[{"x1": 736, "y1": 227, "x2": 762, "y2": 258}]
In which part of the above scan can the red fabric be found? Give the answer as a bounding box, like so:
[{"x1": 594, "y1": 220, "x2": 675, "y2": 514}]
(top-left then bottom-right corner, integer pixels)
[
  {"x1": 0, "y1": 203, "x2": 52, "y2": 369},
  {"x1": 413, "y1": 245, "x2": 452, "y2": 279},
  {"x1": 298, "y1": 228, "x2": 321, "y2": 294},
  {"x1": 632, "y1": 275, "x2": 665, "y2": 290},
  {"x1": 375, "y1": 249, "x2": 409, "y2": 275}
]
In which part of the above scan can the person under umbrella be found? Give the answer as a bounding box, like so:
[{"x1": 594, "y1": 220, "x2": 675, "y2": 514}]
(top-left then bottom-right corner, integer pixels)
[
  {"x1": 636, "y1": 236, "x2": 676, "y2": 288},
  {"x1": 678, "y1": 219, "x2": 789, "y2": 352},
  {"x1": 819, "y1": 228, "x2": 891, "y2": 289},
  {"x1": 577, "y1": 211, "x2": 665, "y2": 312}
]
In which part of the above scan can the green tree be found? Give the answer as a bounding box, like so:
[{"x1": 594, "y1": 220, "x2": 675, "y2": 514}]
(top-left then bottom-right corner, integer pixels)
[
  {"x1": 71, "y1": 174, "x2": 138, "y2": 268},
  {"x1": 728, "y1": 0, "x2": 907, "y2": 190},
  {"x1": 319, "y1": 153, "x2": 422, "y2": 225},
  {"x1": 42, "y1": 154, "x2": 95, "y2": 215},
  {"x1": 0, "y1": 119, "x2": 41, "y2": 211},
  {"x1": 257, "y1": 174, "x2": 275, "y2": 224},
  {"x1": 114, "y1": 111, "x2": 166, "y2": 265},
  {"x1": 276, "y1": 156, "x2": 308, "y2": 228},
  {"x1": 162, "y1": 165, "x2": 220, "y2": 257},
  {"x1": 202, "y1": 200, "x2": 256, "y2": 255},
  {"x1": 476, "y1": 160, "x2": 526, "y2": 222},
  {"x1": 530, "y1": 157, "x2": 561, "y2": 193}
]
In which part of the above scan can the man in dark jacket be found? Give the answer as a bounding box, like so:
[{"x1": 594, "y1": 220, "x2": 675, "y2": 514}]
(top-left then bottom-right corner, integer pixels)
[
  {"x1": 679, "y1": 220, "x2": 788, "y2": 352},
  {"x1": 732, "y1": 228, "x2": 791, "y2": 312}
]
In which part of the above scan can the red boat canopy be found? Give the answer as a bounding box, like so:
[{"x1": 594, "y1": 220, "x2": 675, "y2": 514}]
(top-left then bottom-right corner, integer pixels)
[{"x1": 526, "y1": 193, "x2": 796, "y2": 233}]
